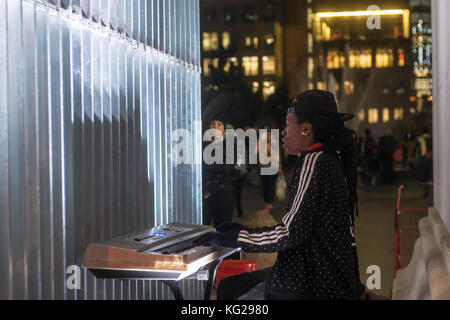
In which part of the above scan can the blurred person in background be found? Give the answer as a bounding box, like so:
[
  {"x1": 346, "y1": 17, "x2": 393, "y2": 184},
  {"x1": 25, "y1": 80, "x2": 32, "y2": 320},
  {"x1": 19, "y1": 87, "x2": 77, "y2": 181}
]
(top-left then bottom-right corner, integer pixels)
[
  {"x1": 202, "y1": 114, "x2": 239, "y2": 227},
  {"x1": 415, "y1": 127, "x2": 433, "y2": 197},
  {"x1": 377, "y1": 127, "x2": 398, "y2": 184},
  {"x1": 404, "y1": 132, "x2": 417, "y2": 171},
  {"x1": 360, "y1": 129, "x2": 378, "y2": 186},
  {"x1": 257, "y1": 126, "x2": 282, "y2": 211}
]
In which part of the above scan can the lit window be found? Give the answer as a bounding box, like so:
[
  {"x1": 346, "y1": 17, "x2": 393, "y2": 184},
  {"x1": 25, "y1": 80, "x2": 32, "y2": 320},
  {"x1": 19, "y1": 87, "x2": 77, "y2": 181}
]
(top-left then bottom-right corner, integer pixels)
[
  {"x1": 222, "y1": 32, "x2": 231, "y2": 50},
  {"x1": 368, "y1": 108, "x2": 379, "y2": 124},
  {"x1": 264, "y1": 34, "x2": 275, "y2": 53},
  {"x1": 349, "y1": 49, "x2": 372, "y2": 69},
  {"x1": 244, "y1": 36, "x2": 259, "y2": 50},
  {"x1": 262, "y1": 81, "x2": 276, "y2": 100},
  {"x1": 308, "y1": 58, "x2": 314, "y2": 78},
  {"x1": 252, "y1": 82, "x2": 260, "y2": 94},
  {"x1": 398, "y1": 49, "x2": 405, "y2": 67},
  {"x1": 262, "y1": 56, "x2": 276, "y2": 75},
  {"x1": 358, "y1": 109, "x2": 365, "y2": 121},
  {"x1": 327, "y1": 50, "x2": 345, "y2": 69},
  {"x1": 382, "y1": 108, "x2": 390, "y2": 123},
  {"x1": 317, "y1": 81, "x2": 326, "y2": 90},
  {"x1": 244, "y1": 9, "x2": 258, "y2": 23},
  {"x1": 344, "y1": 81, "x2": 354, "y2": 95},
  {"x1": 265, "y1": 35, "x2": 275, "y2": 47},
  {"x1": 376, "y1": 49, "x2": 394, "y2": 68},
  {"x1": 202, "y1": 32, "x2": 219, "y2": 51},
  {"x1": 394, "y1": 108, "x2": 404, "y2": 120},
  {"x1": 242, "y1": 56, "x2": 259, "y2": 76},
  {"x1": 203, "y1": 58, "x2": 219, "y2": 76},
  {"x1": 307, "y1": 8, "x2": 313, "y2": 29},
  {"x1": 321, "y1": 22, "x2": 331, "y2": 41},
  {"x1": 224, "y1": 57, "x2": 238, "y2": 74}
]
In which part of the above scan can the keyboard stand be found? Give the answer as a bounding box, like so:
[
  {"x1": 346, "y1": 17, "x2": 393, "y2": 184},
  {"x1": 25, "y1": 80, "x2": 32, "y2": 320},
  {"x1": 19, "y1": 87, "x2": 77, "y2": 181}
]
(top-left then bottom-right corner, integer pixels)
[
  {"x1": 83, "y1": 222, "x2": 242, "y2": 300},
  {"x1": 162, "y1": 248, "x2": 240, "y2": 301}
]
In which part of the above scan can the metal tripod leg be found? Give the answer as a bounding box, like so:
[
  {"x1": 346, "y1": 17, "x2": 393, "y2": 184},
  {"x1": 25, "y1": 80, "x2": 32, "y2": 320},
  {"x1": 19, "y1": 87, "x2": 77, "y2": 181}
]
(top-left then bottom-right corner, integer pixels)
[{"x1": 203, "y1": 258, "x2": 224, "y2": 301}]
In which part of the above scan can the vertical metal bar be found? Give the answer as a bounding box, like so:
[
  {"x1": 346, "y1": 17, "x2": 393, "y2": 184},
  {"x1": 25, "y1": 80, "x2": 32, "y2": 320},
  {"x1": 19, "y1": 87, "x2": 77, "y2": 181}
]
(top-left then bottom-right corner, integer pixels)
[
  {"x1": 70, "y1": 8, "x2": 83, "y2": 301},
  {"x1": 22, "y1": 0, "x2": 41, "y2": 300},
  {"x1": 60, "y1": 12, "x2": 75, "y2": 301},
  {"x1": 92, "y1": 25, "x2": 105, "y2": 300},
  {"x1": 7, "y1": 0, "x2": 26, "y2": 300},
  {"x1": 0, "y1": 0, "x2": 12, "y2": 301}
]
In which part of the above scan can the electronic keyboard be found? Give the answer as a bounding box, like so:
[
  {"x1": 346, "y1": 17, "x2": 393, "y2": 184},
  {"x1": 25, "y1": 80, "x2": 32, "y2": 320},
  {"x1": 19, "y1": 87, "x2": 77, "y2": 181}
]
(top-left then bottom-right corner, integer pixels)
[{"x1": 82, "y1": 222, "x2": 239, "y2": 282}]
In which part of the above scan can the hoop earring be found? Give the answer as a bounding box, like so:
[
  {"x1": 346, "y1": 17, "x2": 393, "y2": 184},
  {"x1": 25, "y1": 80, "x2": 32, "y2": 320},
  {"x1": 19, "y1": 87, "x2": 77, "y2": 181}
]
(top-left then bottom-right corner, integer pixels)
[{"x1": 302, "y1": 132, "x2": 307, "y2": 136}]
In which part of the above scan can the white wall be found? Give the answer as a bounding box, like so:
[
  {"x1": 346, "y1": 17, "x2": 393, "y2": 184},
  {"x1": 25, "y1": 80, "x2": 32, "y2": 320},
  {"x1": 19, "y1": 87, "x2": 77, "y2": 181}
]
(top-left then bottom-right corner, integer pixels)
[{"x1": 432, "y1": 0, "x2": 450, "y2": 231}]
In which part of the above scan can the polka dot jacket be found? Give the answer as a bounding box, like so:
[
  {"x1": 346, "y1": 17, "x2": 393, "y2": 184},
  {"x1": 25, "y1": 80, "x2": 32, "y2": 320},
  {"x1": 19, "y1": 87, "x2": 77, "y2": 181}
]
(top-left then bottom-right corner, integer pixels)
[{"x1": 237, "y1": 148, "x2": 363, "y2": 299}]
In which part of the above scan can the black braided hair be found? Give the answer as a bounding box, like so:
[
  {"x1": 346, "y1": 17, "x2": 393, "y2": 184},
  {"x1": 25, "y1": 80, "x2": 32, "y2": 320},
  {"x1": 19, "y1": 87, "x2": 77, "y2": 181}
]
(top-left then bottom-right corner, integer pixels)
[{"x1": 295, "y1": 111, "x2": 359, "y2": 223}]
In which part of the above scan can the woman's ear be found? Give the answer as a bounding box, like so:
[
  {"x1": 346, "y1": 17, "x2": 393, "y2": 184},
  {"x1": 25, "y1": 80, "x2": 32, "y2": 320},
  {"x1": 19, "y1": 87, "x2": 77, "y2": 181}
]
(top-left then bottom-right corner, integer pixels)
[
  {"x1": 305, "y1": 122, "x2": 313, "y2": 134},
  {"x1": 299, "y1": 122, "x2": 313, "y2": 136}
]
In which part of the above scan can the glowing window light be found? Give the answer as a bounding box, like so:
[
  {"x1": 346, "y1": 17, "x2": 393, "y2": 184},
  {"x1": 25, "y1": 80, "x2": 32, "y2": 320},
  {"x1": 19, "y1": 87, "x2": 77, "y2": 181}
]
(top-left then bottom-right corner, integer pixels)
[
  {"x1": 394, "y1": 108, "x2": 404, "y2": 120},
  {"x1": 382, "y1": 108, "x2": 390, "y2": 123},
  {"x1": 368, "y1": 108, "x2": 379, "y2": 124},
  {"x1": 358, "y1": 109, "x2": 366, "y2": 121},
  {"x1": 376, "y1": 49, "x2": 394, "y2": 68},
  {"x1": 349, "y1": 49, "x2": 372, "y2": 69},
  {"x1": 242, "y1": 56, "x2": 259, "y2": 76},
  {"x1": 327, "y1": 50, "x2": 345, "y2": 69},
  {"x1": 252, "y1": 81, "x2": 260, "y2": 93},
  {"x1": 398, "y1": 49, "x2": 406, "y2": 67},
  {"x1": 262, "y1": 81, "x2": 276, "y2": 100},
  {"x1": 262, "y1": 56, "x2": 276, "y2": 75},
  {"x1": 222, "y1": 32, "x2": 231, "y2": 50},
  {"x1": 202, "y1": 32, "x2": 219, "y2": 51}
]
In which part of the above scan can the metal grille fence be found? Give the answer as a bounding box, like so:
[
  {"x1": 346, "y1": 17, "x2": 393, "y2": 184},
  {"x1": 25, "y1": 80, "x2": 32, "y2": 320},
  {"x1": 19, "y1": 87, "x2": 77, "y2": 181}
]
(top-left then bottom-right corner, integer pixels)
[{"x1": 0, "y1": 0, "x2": 202, "y2": 300}]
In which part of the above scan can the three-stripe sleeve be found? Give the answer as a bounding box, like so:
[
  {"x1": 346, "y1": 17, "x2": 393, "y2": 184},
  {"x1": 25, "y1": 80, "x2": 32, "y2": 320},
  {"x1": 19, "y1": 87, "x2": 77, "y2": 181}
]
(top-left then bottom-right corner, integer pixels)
[{"x1": 237, "y1": 152, "x2": 324, "y2": 253}]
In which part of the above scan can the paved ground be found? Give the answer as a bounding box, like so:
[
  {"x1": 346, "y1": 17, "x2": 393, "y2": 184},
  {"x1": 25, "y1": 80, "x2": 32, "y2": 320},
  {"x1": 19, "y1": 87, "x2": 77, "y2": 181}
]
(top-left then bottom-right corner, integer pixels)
[{"x1": 230, "y1": 167, "x2": 433, "y2": 299}]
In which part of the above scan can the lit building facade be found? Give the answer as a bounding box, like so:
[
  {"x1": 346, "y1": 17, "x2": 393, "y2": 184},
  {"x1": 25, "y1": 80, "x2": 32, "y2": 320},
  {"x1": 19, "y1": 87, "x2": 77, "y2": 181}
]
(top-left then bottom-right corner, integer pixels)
[
  {"x1": 200, "y1": 0, "x2": 283, "y2": 100},
  {"x1": 410, "y1": 0, "x2": 432, "y2": 114},
  {"x1": 310, "y1": 0, "x2": 416, "y2": 136}
]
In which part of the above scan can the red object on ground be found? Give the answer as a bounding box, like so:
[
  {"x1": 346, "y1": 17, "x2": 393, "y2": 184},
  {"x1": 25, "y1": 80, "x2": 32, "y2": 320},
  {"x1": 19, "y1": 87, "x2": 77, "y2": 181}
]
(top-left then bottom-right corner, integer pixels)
[
  {"x1": 215, "y1": 260, "x2": 258, "y2": 288},
  {"x1": 394, "y1": 182, "x2": 433, "y2": 277}
]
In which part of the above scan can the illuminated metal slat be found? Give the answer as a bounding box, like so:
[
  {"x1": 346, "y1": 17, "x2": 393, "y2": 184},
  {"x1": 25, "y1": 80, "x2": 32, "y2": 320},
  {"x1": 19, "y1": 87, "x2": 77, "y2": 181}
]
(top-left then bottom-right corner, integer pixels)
[
  {"x1": 0, "y1": 0, "x2": 11, "y2": 301},
  {"x1": 0, "y1": 0, "x2": 202, "y2": 300}
]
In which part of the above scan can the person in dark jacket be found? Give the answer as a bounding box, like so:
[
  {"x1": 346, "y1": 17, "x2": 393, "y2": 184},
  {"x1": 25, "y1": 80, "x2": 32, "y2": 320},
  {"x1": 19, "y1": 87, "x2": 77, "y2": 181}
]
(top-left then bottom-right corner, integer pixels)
[
  {"x1": 202, "y1": 113, "x2": 239, "y2": 227},
  {"x1": 377, "y1": 127, "x2": 398, "y2": 184},
  {"x1": 360, "y1": 129, "x2": 378, "y2": 186},
  {"x1": 196, "y1": 90, "x2": 364, "y2": 300}
]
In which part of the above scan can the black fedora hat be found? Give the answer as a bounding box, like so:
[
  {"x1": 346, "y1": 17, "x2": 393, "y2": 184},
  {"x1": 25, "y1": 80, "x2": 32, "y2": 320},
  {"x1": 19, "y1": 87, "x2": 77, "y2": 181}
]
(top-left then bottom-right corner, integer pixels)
[{"x1": 288, "y1": 89, "x2": 354, "y2": 121}]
